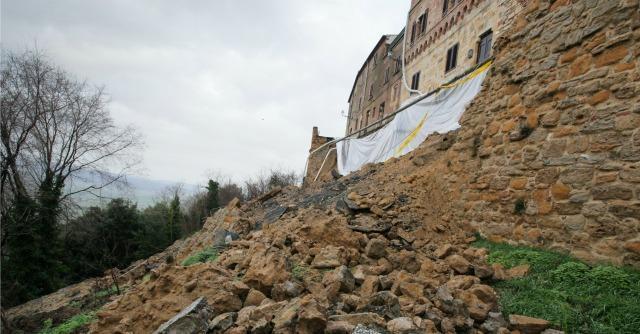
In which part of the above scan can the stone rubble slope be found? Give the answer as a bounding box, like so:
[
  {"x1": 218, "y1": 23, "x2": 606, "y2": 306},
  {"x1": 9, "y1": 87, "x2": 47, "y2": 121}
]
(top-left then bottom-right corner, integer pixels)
[
  {"x1": 87, "y1": 144, "x2": 551, "y2": 334},
  {"x1": 7, "y1": 0, "x2": 640, "y2": 332}
]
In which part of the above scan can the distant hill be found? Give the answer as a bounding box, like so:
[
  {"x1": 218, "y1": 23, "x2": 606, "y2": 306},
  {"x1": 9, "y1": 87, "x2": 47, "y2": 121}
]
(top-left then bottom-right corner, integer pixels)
[{"x1": 69, "y1": 174, "x2": 199, "y2": 209}]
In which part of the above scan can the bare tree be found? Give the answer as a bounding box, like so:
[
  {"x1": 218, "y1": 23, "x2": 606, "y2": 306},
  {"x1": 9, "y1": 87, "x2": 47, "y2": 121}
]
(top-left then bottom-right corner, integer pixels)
[
  {"x1": 244, "y1": 168, "x2": 300, "y2": 200},
  {"x1": 1, "y1": 49, "x2": 142, "y2": 208},
  {"x1": 1, "y1": 49, "x2": 142, "y2": 306}
]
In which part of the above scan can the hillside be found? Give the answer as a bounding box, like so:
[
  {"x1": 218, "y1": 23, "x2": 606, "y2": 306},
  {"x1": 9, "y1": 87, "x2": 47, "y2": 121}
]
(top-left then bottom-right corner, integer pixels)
[{"x1": 6, "y1": 0, "x2": 640, "y2": 333}]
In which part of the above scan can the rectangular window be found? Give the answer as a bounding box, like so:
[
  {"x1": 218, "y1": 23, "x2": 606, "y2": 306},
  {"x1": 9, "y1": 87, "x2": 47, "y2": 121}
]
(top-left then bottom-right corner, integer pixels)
[
  {"x1": 411, "y1": 72, "x2": 421, "y2": 90},
  {"x1": 365, "y1": 110, "x2": 370, "y2": 126},
  {"x1": 379, "y1": 103, "x2": 385, "y2": 119},
  {"x1": 395, "y1": 59, "x2": 402, "y2": 74},
  {"x1": 369, "y1": 86, "x2": 374, "y2": 100},
  {"x1": 418, "y1": 11, "x2": 428, "y2": 34},
  {"x1": 443, "y1": 0, "x2": 449, "y2": 16},
  {"x1": 477, "y1": 30, "x2": 493, "y2": 64},
  {"x1": 410, "y1": 23, "x2": 417, "y2": 44},
  {"x1": 384, "y1": 67, "x2": 390, "y2": 84},
  {"x1": 445, "y1": 43, "x2": 459, "y2": 72}
]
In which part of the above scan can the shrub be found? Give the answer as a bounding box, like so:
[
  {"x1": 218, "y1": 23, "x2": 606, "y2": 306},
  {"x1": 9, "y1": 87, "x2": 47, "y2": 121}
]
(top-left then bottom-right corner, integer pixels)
[
  {"x1": 94, "y1": 285, "x2": 119, "y2": 299},
  {"x1": 181, "y1": 247, "x2": 219, "y2": 266},
  {"x1": 549, "y1": 262, "x2": 589, "y2": 285},
  {"x1": 244, "y1": 168, "x2": 300, "y2": 200}
]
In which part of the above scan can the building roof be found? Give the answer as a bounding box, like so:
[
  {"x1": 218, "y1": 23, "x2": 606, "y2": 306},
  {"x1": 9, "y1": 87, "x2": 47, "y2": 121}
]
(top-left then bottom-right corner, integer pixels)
[{"x1": 347, "y1": 32, "x2": 404, "y2": 103}]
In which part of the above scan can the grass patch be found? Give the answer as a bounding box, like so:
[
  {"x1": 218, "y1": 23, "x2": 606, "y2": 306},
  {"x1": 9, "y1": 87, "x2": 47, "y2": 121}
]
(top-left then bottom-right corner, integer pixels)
[
  {"x1": 291, "y1": 264, "x2": 309, "y2": 281},
  {"x1": 38, "y1": 312, "x2": 96, "y2": 334},
  {"x1": 94, "y1": 284, "x2": 121, "y2": 298},
  {"x1": 181, "y1": 247, "x2": 219, "y2": 266},
  {"x1": 473, "y1": 238, "x2": 640, "y2": 333}
]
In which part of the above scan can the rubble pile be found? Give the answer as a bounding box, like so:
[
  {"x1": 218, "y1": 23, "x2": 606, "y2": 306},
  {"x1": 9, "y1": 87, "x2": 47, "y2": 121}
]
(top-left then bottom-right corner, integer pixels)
[{"x1": 85, "y1": 162, "x2": 555, "y2": 334}]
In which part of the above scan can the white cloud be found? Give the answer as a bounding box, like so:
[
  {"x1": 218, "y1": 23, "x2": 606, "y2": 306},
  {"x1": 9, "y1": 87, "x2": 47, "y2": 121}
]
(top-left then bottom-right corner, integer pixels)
[{"x1": 2, "y1": 0, "x2": 408, "y2": 184}]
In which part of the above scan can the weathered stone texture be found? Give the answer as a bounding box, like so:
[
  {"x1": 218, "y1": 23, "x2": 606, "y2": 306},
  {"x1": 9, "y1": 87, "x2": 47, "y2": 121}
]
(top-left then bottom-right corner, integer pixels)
[{"x1": 459, "y1": 0, "x2": 640, "y2": 266}]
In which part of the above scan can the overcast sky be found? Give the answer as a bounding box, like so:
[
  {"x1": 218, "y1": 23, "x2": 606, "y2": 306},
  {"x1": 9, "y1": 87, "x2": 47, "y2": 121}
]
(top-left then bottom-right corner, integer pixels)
[{"x1": 2, "y1": 0, "x2": 407, "y2": 185}]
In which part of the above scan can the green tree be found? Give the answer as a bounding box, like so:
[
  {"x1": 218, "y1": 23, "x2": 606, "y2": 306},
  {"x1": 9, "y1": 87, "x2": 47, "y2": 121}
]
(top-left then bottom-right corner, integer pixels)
[
  {"x1": 60, "y1": 199, "x2": 142, "y2": 279},
  {"x1": 167, "y1": 193, "x2": 182, "y2": 242},
  {"x1": 97, "y1": 199, "x2": 142, "y2": 268},
  {"x1": 206, "y1": 179, "x2": 219, "y2": 213},
  {"x1": 136, "y1": 202, "x2": 172, "y2": 257}
]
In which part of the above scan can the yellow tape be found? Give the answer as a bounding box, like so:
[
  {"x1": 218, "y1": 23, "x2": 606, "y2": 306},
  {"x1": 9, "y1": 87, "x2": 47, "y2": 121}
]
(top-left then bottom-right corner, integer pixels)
[
  {"x1": 441, "y1": 60, "x2": 492, "y2": 88},
  {"x1": 394, "y1": 112, "x2": 429, "y2": 156},
  {"x1": 393, "y1": 61, "x2": 492, "y2": 155}
]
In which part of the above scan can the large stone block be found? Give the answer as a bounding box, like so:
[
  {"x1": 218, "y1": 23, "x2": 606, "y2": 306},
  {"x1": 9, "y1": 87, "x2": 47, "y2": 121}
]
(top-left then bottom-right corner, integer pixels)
[
  {"x1": 592, "y1": 184, "x2": 634, "y2": 200},
  {"x1": 609, "y1": 202, "x2": 640, "y2": 218},
  {"x1": 559, "y1": 167, "x2": 594, "y2": 185},
  {"x1": 594, "y1": 45, "x2": 630, "y2": 67}
]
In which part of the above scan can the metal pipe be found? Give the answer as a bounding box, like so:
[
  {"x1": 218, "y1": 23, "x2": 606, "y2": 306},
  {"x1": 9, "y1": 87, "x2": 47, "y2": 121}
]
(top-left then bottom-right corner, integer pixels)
[
  {"x1": 313, "y1": 147, "x2": 337, "y2": 182},
  {"x1": 401, "y1": 3, "x2": 423, "y2": 96}
]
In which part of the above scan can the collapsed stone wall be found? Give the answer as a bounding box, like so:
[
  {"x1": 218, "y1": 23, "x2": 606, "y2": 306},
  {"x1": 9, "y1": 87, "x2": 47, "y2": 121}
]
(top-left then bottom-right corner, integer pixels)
[
  {"x1": 450, "y1": 0, "x2": 640, "y2": 266},
  {"x1": 304, "y1": 127, "x2": 337, "y2": 186}
]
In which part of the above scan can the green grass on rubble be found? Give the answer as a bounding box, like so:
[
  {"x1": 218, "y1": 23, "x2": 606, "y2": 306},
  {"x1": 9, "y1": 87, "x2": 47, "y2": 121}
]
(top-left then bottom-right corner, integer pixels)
[
  {"x1": 473, "y1": 238, "x2": 640, "y2": 334},
  {"x1": 38, "y1": 312, "x2": 96, "y2": 334},
  {"x1": 181, "y1": 247, "x2": 219, "y2": 266}
]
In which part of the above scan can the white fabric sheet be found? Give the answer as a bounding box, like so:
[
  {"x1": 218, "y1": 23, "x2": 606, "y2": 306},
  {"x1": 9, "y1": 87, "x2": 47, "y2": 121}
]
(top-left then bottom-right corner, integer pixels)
[{"x1": 337, "y1": 66, "x2": 488, "y2": 175}]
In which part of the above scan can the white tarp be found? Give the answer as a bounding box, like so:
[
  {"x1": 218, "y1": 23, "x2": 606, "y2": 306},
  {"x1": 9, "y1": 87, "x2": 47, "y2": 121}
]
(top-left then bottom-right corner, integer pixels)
[{"x1": 337, "y1": 63, "x2": 490, "y2": 175}]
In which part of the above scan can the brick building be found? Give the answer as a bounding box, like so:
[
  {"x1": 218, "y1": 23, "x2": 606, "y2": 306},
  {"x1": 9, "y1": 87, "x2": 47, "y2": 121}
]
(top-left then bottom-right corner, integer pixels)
[{"x1": 346, "y1": 0, "x2": 523, "y2": 137}]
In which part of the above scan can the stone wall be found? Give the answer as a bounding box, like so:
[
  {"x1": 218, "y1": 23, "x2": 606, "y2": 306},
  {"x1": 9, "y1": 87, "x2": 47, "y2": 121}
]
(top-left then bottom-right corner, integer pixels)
[
  {"x1": 452, "y1": 0, "x2": 640, "y2": 266},
  {"x1": 304, "y1": 127, "x2": 337, "y2": 186}
]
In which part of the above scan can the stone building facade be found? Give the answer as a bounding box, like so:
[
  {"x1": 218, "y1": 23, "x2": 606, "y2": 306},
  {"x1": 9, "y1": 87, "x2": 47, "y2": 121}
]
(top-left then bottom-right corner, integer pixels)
[
  {"x1": 346, "y1": 0, "x2": 524, "y2": 137},
  {"x1": 345, "y1": 34, "x2": 405, "y2": 137}
]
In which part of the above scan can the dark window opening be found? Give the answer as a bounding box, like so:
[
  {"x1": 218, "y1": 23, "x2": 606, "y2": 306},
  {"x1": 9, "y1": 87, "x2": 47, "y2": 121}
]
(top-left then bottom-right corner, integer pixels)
[
  {"x1": 384, "y1": 68, "x2": 390, "y2": 84},
  {"x1": 443, "y1": 0, "x2": 449, "y2": 16},
  {"x1": 410, "y1": 24, "x2": 417, "y2": 44},
  {"x1": 411, "y1": 72, "x2": 421, "y2": 90},
  {"x1": 477, "y1": 30, "x2": 493, "y2": 64},
  {"x1": 366, "y1": 110, "x2": 370, "y2": 126},
  {"x1": 418, "y1": 11, "x2": 428, "y2": 34},
  {"x1": 395, "y1": 59, "x2": 402, "y2": 74},
  {"x1": 445, "y1": 43, "x2": 459, "y2": 73},
  {"x1": 369, "y1": 86, "x2": 374, "y2": 100},
  {"x1": 379, "y1": 103, "x2": 385, "y2": 119}
]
